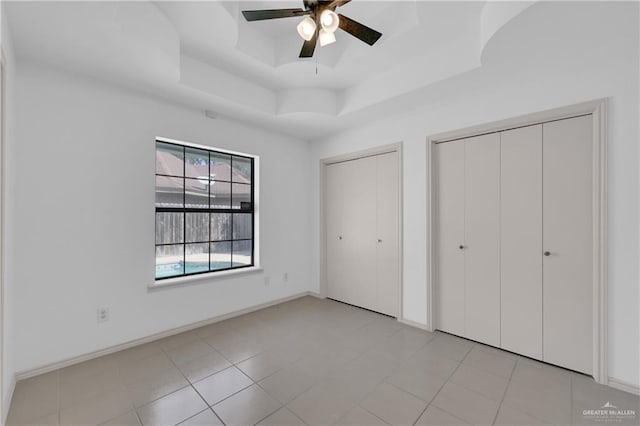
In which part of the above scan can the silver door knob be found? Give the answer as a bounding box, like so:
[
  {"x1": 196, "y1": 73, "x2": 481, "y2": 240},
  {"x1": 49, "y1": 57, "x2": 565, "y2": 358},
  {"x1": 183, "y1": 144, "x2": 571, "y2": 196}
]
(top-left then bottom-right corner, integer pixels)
[
  {"x1": 338, "y1": 236, "x2": 343, "y2": 240},
  {"x1": 544, "y1": 251, "x2": 551, "y2": 256},
  {"x1": 459, "y1": 245, "x2": 465, "y2": 250},
  {"x1": 377, "y1": 239, "x2": 383, "y2": 243}
]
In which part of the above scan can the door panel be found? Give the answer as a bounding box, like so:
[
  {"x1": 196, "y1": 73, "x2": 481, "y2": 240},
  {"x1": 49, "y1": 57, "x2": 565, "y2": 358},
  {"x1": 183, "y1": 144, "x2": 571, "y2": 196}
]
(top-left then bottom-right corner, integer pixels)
[
  {"x1": 376, "y1": 152, "x2": 399, "y2": 317},
  {"x1": 435, "y1": 141, "x2": 465, "y2": 335},
  {"x1": 500, "y1": 125, "x2": 543, "y2": 359},
  {"x1": 464, "y1": 133, "x2": 501, "y2": 347},
  {"x1": 326, "y1": 162, "x2": 348, "y2": 303},
  {"x1": 326, "y1": 152, "x2": 397, "y2": 316},
  {"x1": 348, "y1": 156, "x2": 377, "y2": 310},
  {"x1": 543, "y1": 115, "x2": 593, "y2": 374}
]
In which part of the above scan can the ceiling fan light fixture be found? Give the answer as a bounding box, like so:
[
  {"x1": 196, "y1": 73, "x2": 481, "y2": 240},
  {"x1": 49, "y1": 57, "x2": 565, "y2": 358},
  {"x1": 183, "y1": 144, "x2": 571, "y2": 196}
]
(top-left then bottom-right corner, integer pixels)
[
  {"x1": 319, "y1": 28, "x2": 336, "y2": 47},
  {"x1": 296, "y1": 17, "x2": 317, "y2": 41},
  {"x1": 320, "y1": 10, "x2": 339, "y2": 33}
]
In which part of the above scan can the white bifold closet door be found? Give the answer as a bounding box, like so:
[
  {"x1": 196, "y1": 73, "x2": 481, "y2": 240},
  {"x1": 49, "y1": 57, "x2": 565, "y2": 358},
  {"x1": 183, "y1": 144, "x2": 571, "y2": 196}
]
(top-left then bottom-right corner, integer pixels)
[
  {"x1": 543, "y1": 115, "x2": 593, "y2": 374},
  {"x1": 500, "y1": 125, "x2": 543, "y2": 360},
  {"x1": 435, "y1": 141, "x2": 465, "y2": 336},
  {"x1": 326, "y1": 160, "x2": 350, "y2": 305},
  {"x1": 464, "y1": 135, "x2": 501, "y2": 347},
  {"x1": 325, "y1": 151, "x2": 399, "y2": 317},
  {"x1": 376, "y1": 152, "x2": 400, "y2": 316},
  {"x1": 435, "y1": 115, "x2": 593, "y2": 375},
  {"x1": 435, "y1": 134, "x2": 500, "y2": 346}
]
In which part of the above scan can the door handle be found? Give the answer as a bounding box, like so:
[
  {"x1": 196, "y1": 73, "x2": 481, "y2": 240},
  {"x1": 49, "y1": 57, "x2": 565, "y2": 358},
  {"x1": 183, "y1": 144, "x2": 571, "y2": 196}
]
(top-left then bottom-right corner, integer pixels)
[
  {"x1": 459, "y1": 245, "x2": 465, "y2": 250},
  {"x1": 377, "y1": 239, "x2": 383, "y2": 243},
  {"x1": 544, "y1": 251, "x2": 551, "y2": 256},
  {"x1": 338, "y1": 236, "x2": 343, "y2": 240}
]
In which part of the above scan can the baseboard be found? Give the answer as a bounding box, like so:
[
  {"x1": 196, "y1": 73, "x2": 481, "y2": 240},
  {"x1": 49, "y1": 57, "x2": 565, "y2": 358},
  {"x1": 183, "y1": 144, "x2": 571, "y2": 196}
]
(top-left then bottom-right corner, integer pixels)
[
  {"x1": 3, "y1": 373, "x2": 16, "y2": 424},
  {"x1": 608, "y1": 377, "x2": 640, "y2": 395},
  {"x1": 307, "y1": 291, "x2": 323, "y2": 299},
  {"x1": 398, "y1": 317, "x2": 433, "y2": 332},
  {"x1": 15, "y1": 291, "x2": 314, "y2": 381}
]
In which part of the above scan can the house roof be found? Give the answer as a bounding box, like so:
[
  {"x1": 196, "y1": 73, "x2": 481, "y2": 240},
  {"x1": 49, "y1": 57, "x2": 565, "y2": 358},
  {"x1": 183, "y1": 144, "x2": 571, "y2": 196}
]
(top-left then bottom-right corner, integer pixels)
[{"x1": 156, "y1": 150, "x2": 251, "y2": 198}]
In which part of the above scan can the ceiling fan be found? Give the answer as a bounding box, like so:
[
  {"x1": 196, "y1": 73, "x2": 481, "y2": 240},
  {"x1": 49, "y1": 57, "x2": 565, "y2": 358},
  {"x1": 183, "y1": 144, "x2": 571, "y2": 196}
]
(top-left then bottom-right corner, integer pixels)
[{"x1": 241, "y1": 0, "x2": 382, "y2": 58}]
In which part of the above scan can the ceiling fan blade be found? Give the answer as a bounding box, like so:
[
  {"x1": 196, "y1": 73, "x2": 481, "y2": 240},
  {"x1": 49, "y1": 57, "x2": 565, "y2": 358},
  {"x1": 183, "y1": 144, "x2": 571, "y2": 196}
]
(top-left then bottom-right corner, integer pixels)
[
  {"x1": 328, "y1": 0, "x2": 352, "y2": 9},
  {"x1": 242, "y1": 8, "x2": 308, "y2": 21},
  {"x1": 299, "y1": 28, "x2": 319, "y2": 58},
  {"x1": 338, "y1": 13, "x2": 382, "y2": 46}
]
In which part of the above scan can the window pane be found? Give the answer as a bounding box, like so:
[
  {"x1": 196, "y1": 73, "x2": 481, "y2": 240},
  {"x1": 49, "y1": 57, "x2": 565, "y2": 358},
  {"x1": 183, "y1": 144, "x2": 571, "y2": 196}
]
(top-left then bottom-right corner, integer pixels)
[
  {"x1": 211, "y1": 181, "x2": 231, "y2": 209},
  {"x1": 156, "y1": 175, "x2": 184, "y2": 208},
  {"x1": 156, "y1": 244, "x2": 183, "y2": 278},
  {"x1": 232, "y1": 183, "x2": 251, "y2": 209},
  {"x1": 232, "y1": 240, "x2": 252, "y2": 267},
  {"x1": 156, "y1": 212, "x2": 184, "y2": 244},
  {"x1": 231, "y1": 156, "x2": 252, "y2": 183},
  {"x1": 186, "y1": 213, "x2": 209, "y2": 243},
  {"x1": 185, "y1": 147, "x2": 210, "y2": 179},
  {"x1": 185, "y1": 178, "x2": 209, "y2": 209},
  {"x1": 211, "y1": 153, "x2": 231, "y2": 182},
  {"x1": 233, "y1": 213, "x2": 252, "y2": 240},
  {"x1": 211, "y1": 213, "x2": 231, "y2": 241},
  {"x1": 186, "y1": 243, "x2": 209, "y2": 274},
  {"x1": 156, "y1": 142, "x2": 184, "y2": 177},
  {"x1": 211, "y1": 242, "x2": 231, "y2": 270}
]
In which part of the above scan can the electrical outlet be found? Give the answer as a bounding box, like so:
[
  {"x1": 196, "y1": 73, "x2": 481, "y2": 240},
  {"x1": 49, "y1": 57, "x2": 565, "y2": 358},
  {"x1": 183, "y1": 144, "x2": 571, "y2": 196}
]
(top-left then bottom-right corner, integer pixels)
[
  {"x1": 97, "y1": 308, "x2": 109, "y2": 323},
  {"x1": 283, "y1": 272, "x2": 289, "y2": 282},
  {"x1": 264, "y1": 276, "x2": 271, "y2": 286}
]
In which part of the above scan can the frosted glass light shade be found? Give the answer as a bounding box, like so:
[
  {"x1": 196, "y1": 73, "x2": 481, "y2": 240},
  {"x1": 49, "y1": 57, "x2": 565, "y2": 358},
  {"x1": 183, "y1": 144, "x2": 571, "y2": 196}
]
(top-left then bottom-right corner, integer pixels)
[
  {"x1": 297, "y1": 17, "x2": 316, "y2": 41},
  {"x1": 319, "y1": 29, "x2": 336, "y2": 46},
  {"x1": 320, "y1": 10, "x2": 339, "y2": 33}
]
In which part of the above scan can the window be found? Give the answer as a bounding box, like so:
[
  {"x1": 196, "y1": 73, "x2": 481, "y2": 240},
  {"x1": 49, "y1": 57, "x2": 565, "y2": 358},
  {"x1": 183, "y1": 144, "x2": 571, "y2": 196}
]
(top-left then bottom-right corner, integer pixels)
[{"x1": 155, "y1": 140, "x2": 255, "y2": 280}]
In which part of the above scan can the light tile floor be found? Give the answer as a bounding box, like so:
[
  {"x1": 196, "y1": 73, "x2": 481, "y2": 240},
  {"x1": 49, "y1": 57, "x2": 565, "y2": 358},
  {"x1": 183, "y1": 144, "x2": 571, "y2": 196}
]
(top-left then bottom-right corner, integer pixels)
[{"x1": 7, "y1": 296, "x2": 639, "y2": 425}]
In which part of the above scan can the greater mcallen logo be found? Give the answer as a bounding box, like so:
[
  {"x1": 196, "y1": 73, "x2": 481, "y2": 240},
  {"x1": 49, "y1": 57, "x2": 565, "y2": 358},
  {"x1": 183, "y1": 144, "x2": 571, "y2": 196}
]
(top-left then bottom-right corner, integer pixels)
[{"x1": 582, "y1": 402, "x2": 637, "y2": 422}]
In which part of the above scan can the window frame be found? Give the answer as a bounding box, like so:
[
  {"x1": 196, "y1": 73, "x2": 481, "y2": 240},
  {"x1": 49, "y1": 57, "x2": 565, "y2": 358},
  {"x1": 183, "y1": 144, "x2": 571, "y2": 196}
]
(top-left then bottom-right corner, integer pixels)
[{"x1": 154, "y1": 137, "x2": 258, "y2": 282}]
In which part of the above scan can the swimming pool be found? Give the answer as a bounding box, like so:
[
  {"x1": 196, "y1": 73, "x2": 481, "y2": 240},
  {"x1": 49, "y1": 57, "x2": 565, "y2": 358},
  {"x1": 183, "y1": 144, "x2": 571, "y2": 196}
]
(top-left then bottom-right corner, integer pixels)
[{"x1": 156, "y1": 261, "x2": 233, "y2": 278}]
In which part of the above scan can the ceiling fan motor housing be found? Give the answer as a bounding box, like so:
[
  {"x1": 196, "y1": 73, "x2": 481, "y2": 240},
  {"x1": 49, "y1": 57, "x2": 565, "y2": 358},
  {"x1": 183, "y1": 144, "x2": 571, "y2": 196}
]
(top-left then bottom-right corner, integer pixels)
[
  {"x1": 241, "y1": 0, "x2": 382, "y2": 58},
  {"x1": 303, "y1": 1, "x2": 323, "y2": 11}
]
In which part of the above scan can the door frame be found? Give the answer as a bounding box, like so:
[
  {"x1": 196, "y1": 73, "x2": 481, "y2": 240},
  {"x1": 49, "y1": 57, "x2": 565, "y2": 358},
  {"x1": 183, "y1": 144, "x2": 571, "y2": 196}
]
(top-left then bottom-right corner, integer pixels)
[
  {"x1": 319, "y1": 142, "x2": 403, "y2": 319},
  {"x1": 426, "y1": 99, "x2": 608, "y2": 384},
  {"x1": 0, "y1": 49, "x2": 6, "y2": 420}
]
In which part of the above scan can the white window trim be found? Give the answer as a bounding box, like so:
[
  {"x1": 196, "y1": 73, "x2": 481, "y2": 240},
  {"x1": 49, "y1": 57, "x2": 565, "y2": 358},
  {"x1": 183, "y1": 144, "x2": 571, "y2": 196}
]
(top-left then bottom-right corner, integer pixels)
[
  {"x1": 150, "y1": 137, "x2": 260, "y2": 288},
  {"x1": 148, "y1": 266, "x2": 264, "y2": 290}
]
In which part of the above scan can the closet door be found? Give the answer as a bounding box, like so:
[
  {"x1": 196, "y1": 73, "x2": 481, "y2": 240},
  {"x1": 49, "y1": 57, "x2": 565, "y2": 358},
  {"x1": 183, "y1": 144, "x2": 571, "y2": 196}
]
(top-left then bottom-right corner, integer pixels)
[
  {"x1": 376, "y1": 152, "x2": 399, "y2": 317},
  {"x1": 464, "y1": 134, "x2": 501, "y2": 347},
  {"x1": 326, "y1": 153, "x2": 397, "y2": 315},
  {"x1": 500, "y1": 125, "x2": 543, "y2": 359},
  {"x1": 435, "y1": 141, "x2": 465, "y2": 336},
  {"x1": 543, "y1": 115, "x2": 593, "y2": 374},
  {"x1": 349, "y1": 156, "x2": 378, "y2": 310},
  {"x1": 326, "y1": 161, "x2": 349, "y2": 303}
]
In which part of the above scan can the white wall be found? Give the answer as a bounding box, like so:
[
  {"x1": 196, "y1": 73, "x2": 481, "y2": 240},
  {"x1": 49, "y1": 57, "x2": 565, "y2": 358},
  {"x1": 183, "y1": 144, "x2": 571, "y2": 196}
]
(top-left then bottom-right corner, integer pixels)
[
  {"x1": 8, "y1": 59, "x2": 312, "y2": 374},
  {"x1": 311, "y1": 1, "x2": 639, "y2": 387},
  {"x1": 1, "y1": 3, "x2": 17, "y2": 420}
]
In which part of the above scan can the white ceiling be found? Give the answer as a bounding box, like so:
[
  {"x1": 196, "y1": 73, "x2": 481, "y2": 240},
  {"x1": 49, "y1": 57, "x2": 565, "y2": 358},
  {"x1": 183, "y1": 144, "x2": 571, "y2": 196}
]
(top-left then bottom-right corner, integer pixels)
[{"x1": 4, "y1": 0, "x2": 535, "y2": 139}]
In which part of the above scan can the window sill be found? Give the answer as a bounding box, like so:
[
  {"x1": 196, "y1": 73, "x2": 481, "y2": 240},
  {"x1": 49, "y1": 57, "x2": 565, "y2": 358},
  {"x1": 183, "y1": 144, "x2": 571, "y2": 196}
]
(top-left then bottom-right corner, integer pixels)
[{"x1": 148, "y1": 266, "x2": 263, "y2": 290}]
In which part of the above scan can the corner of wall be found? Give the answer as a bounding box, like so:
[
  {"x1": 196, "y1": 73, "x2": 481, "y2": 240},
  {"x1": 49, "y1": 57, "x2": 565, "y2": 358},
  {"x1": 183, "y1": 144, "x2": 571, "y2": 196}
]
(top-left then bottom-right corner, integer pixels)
[
  {"x1": 2, "y1": 373, "x2": 14, "y2": 423},
  {"x1": 2, "y1": 2, "x2": 17, "y2": 420}
]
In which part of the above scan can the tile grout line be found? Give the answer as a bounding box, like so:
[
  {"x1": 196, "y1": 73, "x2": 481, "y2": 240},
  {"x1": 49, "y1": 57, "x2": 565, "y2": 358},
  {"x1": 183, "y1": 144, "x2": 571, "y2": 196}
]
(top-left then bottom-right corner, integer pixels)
[
  {"x1": 443, "y1": 347, "x2": 519, "y2": 402},
  {"x1": 411, "y1": 342, "x2": 477, "y2": 425},
  {"x1": 249, "y1": 404, "x2": 285, "y2": 426},
  {"x1": 133, "y1": 409, "x2": 144, "y2": 426},
  {"x1": 157, "y1": 336, "x2": 227, "y2": 424},
  {"x1": 57, "y1": 370, "x2": 61, "y2": 425},
  {"x1": 490, "y1": 352, "x2": 519, "y2": 425},
  {"x1": 570, "y1": 373, "x2": 574, "y2": 425},
  {"x1": 350, "y1": 403, "x2": 392, "y2": 426},
  {"x1": 180, "y1": 407, "x2": 223, "y2": 426}
]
